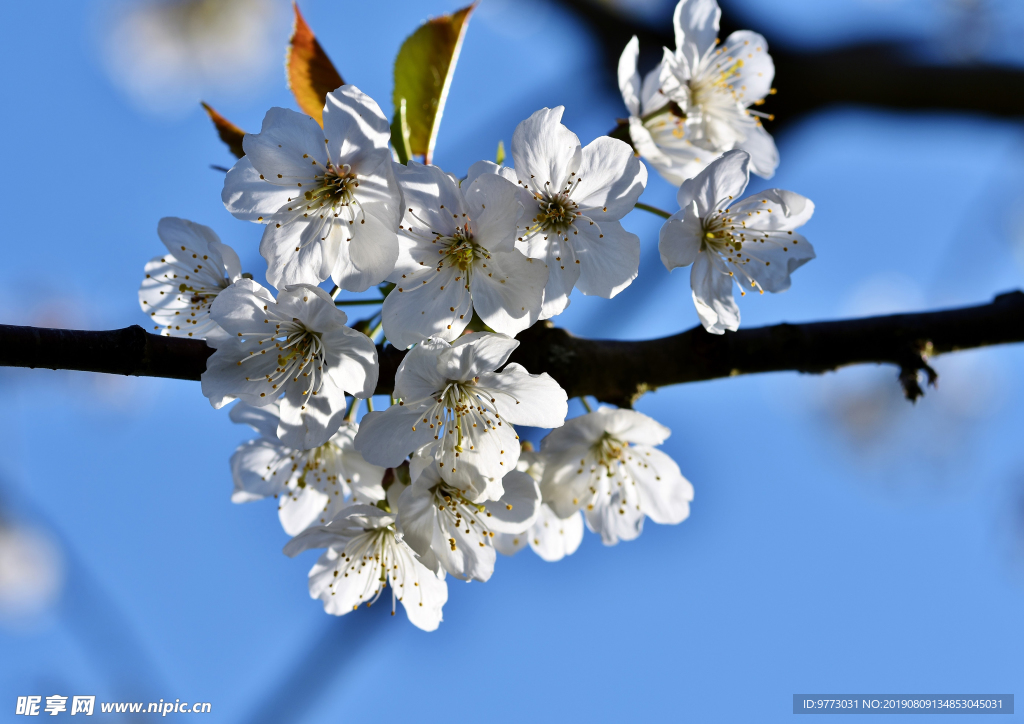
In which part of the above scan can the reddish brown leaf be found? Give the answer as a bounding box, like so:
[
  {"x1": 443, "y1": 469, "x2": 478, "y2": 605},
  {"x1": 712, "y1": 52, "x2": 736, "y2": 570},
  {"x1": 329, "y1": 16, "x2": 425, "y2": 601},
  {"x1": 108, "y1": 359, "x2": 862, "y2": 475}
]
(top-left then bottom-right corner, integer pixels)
[
  {"x1": 287, "y1": 3, "x2": 344, "y2": 125},
  {"x1": 201, "y1": 102, "x2": 246, "y2": 159}
]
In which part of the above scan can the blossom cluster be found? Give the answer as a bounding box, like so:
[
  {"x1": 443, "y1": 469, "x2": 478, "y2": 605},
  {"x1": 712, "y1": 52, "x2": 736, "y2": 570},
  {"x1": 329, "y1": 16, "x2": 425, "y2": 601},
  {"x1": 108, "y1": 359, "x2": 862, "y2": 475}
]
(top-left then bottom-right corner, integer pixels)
[{"x1": 138, "y1": 0, "x2": 815, "y2": 630}]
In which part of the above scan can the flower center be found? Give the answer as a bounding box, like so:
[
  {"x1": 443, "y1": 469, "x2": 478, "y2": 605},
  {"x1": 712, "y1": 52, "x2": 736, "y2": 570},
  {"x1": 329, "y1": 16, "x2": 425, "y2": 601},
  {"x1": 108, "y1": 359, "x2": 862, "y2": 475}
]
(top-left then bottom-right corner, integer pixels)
[
  {"x1": 239, "y1": 320, "x2": 328, "y2": 405},
  {"x1": 594, "y1": 432, "x2": 628, "y2": 468},
  {"x1": 535, "y1": 193, "x2": 579, "y2": 235},
  {"x1": 304, "y1": 163, "x2": 358, "y2": 210},
  {"x1": 178, "y1": 277, "x2": 230, "y2": 308},
  {"x1": 438, "y1": 227, "x2": 487, "y2": 272}
]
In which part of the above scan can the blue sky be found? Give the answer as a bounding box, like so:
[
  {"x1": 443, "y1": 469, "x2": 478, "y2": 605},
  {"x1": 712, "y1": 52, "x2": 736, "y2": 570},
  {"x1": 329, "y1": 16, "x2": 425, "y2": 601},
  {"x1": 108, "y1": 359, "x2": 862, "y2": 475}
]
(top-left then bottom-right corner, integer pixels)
[{"x1": 1, "y1": 0, "x2": 1023, "y2": 721}]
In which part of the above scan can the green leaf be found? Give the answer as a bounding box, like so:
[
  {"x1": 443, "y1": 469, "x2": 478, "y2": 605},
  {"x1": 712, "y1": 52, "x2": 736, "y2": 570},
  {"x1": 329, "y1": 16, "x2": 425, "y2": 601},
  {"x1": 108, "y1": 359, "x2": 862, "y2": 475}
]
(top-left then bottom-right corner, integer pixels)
[
  {"x1": 391, "y1": 98, "x2": 413, "y2": 165},
  {"x1": 287, "y1": 2, "x2": 344, "y2": 125},
  {"x1": 392, "y1": 3, "x2": 476, "y2": 164},
  {"x1": 495, "y1": 139, "x2": 505, "y2": 166},
  {"x1": 200, "y1": 102, "x2": 246, "y2": 159}
]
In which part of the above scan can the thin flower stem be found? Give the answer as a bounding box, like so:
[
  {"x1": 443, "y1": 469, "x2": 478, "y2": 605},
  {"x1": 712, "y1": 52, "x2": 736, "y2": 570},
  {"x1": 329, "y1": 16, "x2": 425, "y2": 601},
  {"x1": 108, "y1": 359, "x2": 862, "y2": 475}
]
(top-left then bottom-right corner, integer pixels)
[
  {"x1": 366, "y1": 397, "x2": 374, "y2": 413},
  {"x1": 333, "y1": 299, "x2": 384, "y2": 306},
  {"x1": 634, "y1": 202, "x2": 672, "y2": 219},
  {"x1": 329, "y1": 285, "x2": 341, "y2": 300},
  {"x1": 368, "y1": 320, "x2": 384, "y2": 343},
  {"x1": 579, "y1": 396, "x2": 593, "y2": 413},
  {"x1": 345, "y1": 395, "x2": 360, "y2": 422}
]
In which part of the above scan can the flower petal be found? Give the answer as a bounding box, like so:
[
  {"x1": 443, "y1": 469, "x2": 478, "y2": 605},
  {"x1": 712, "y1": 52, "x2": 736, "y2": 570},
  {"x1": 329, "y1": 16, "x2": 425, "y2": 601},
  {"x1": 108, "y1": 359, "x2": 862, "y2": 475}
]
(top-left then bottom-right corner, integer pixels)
[
  {"x1": 353, "y1": 403, "x2": 436, "y2": 468},
  {"x1": 528, "y1": 506, "x2": 584, "y2": 562},
  {"x1": 735, "y1": 121, "x2": 779, "y2": 179},
  {"x1": 479, "y1": 362, "x2": 568, "y2": 428},
  {"x1": 321, "y1": 84, "x2": 392, "y2": 162},
  {"x1": 719, "y1": 30, "x2": 774, "y2": 106},
  {"x1": 463, "y1": 172, "x2": 521, "y2": 254},
  {"x1": 573, "y1": 219, "x2": 640, "y2": 299},
  {"x1": 673, "y1": 0, "x2": 721, "y2": 67},
  {"x1": 510, "y1": 107, "x2": 582, "y2": 192},
  {"x1": 573, "y1": 136, "x2": 647, "y2": 221},
  {"x1": 222, "y1": 157, "x2": 296, "y2": 223},
  {"x1": 470, "y1": 250, "x2": 547, "y2": 338},
  {"x1": 677, "y1": 148, "x2": 750, "y2": 217},
  {"x1": 440, "y1": 332, "x2": 520, "y2": 382},
  {"x1": 659, "y1": 205, "x2": 703, "y2": 270},
  {"x1": 482, "y1": 469, "x2": 541, "y2": 533},
  {"x1": 629, "y1": 445, "x2": 693, "y2": 525},
  {"x1": 244, "y1": 107, "x2": 328, "y2": 180},
  {"x1": 618, "y1": 35, "x2": 642, "y2": 117},
  {"x1": 382, "y1": 265, "x2": 471, "y2": 349},
  {"x1": 690, "y1": 250, "x2": 739, "y2": 334}
]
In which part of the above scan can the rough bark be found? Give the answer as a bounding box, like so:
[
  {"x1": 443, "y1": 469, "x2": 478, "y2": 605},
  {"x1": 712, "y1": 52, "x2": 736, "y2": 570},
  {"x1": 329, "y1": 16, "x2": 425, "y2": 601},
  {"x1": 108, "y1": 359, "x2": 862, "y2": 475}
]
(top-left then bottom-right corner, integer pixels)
[{"x1": 3, "y1": 291, "x2": 1022, "y2": 407}]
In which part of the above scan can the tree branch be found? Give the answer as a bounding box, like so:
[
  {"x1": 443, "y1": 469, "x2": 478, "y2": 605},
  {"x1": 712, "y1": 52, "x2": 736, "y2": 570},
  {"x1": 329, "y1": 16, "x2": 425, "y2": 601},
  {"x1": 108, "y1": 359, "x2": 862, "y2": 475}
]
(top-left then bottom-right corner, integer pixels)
[
  {"x1": 553, "y1": 0, "x2": 1024, "y2": 128},
  {"x1": 3, "y1": 291, "x2": 1022, "y2": 407}
]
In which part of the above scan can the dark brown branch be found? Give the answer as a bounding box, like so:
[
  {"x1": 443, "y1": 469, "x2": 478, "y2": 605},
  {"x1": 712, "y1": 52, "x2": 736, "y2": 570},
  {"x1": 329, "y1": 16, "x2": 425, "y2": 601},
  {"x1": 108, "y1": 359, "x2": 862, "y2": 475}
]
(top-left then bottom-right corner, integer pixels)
[
  {"x1": 552, "y1": 0, "x2": 1024, "y2": 128},
  {"x1": 2, "y1": 291, "x2": 1023, "y2": 408}
]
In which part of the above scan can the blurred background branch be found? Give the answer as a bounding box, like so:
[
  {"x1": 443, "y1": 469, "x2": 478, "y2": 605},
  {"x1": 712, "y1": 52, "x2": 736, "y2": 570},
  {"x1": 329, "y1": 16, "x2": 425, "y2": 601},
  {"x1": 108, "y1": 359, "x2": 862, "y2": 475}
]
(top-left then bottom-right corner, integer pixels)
[{"x1": 554, "y1": 0, "x2": 1024, "y2": 127}]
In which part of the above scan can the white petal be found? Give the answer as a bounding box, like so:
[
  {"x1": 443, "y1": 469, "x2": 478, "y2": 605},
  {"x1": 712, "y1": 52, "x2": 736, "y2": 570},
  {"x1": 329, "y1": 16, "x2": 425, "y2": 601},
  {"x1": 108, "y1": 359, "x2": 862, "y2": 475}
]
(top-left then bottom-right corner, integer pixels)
[
  {"x1": 510, "y1": 107, "x2": 582, "y2": 192},
  {"x1": 439, "y1": 332, "x2": 519, "y2": 382},
  {"x1": 395, "y1": 482, "x2": 445, "y2": 574},
  {"x1": 260, "y1": 218, "x2": 334, "y2": 287},
  {"x1": 599, "y1": 407, "x2": 672, "y2": 446},
  {"x1": 617, "y1": 36, "x2": 642, "y2": 117},
  {"x1": 730, "y1": 189, "x2": 814, "y2": 230},
  {"x1": 536, "y1": 236, "x2": 579, "y2": 320},
  {"x1": 278, "y1": 372, "x2": 349, "y2": 449},
  {"x1": 690, "y1": 251, "x2": 739, "y2": 334},
  {"x1": 677, "y1": 148, "x2": 750, "y2": 217},
  {"x1": 321, "y1": 324, "x2": 379, "y2": 399},
  {"x1": 673, "y1": 0, "x2": 722, "y2": 68},
  {"x1": 629, "y1": 445, "x2": 693, "y2": 525},
  {"x1": 528, "y1": 506, "x2": 584, "y2": 562},
  {"x1": 735, "y1": 122, "x2": 779, "y2": 179},
  {"x1": 479, "y1": 363, "x2": 568, "y2": 428},
  {"x1": 329, "y1": 184, "x2": 401, "y2": 292},
  {"x1": 719, "y1": 30, "x2": 774, "y2": 105},
  {"x1": 470, "y1": 250, "x2": 546, "y2": 338},
  {"x1": 659, "y1": 205, "x2": 703, "y2": 270},
  {"x1": 482, "y1": 469, "x2": 541, "y2": 533},
  {"x1": 390, "y1": 539, "x2": 448, "y2": 631},
  {"x1": 463, "y1": 173, "x2": 521, "y2": 254},
  {"x1": 585, "y1": 498, "x2": 645, "y2": 545},
  {"x1": 381, "y1": 265, "x2": 471, "y2": 349},
  {"x1": 321, "y1": 85, "x2": 392, "y2": 161},
  {"x1": 221, "y1": 157, "x2": 295, "y2": 223},
  {"x1": 573, "y1": 219, "x2": 640, "y2": 299},
  {"x1": 353, "y1": 403, "x2": 436, "y2": 468},
  {"x1": 229, "y1": 400, "x2": 282, "y2": 439},
  {"x1": 230, "y1": 438, "x2": 291, "y2": 502},
  {"x1": 572, "y1": 137, "x2": 647, "y2": 221},
  {"x1": 392, "y1": 337, "x2": 451, "y2": 401},
  {"x1": 244, "y1": 107, "x2": 327, "y2": 181},
  {"x1": 394, "y1": 161, "x2": 464, "y2": 237}
]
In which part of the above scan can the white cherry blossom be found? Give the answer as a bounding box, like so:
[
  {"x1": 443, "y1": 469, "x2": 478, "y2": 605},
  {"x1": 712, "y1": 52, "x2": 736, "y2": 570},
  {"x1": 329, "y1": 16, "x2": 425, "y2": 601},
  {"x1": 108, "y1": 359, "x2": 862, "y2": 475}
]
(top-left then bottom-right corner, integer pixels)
[
  {"x1": 229, "y1": 402, "x2": 386, "y2": 535},
  {"x1": 658, "y1": 149, "x2": 815, "y2": 334},
  {"x1": 467, "y1": 107, "x2": 646, "y2": 319},
  {"x1": 201, "y1": 280, "x2": 378, "y2": 449},
  {"x1": 492, "y1": 452, "x2": 584, "y2": 562},
  {"x1": 397, "y1": 456, "x2": 540, "y2": 582},
  {"x1": 138, "y1": 217, "x2": 243, "y2": 338},
  {"x1": 354, "y1": 332, "x2": 567, "y2": 502},
  {"x1": 540, "y1": 407, "x2": 694, "y2": 546},
  {"x1": 222, "y1": 85, "x2": 402, "y2": 292},
  {"x1": 381, "y1": 162, "x2": 547, "y2": 349},
  {"x1": 617, "y1": 0, "x2": 778, "y2": 185},
  {"x1": 283, "y1": 500, "x2": 448, "y2": 632}
]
